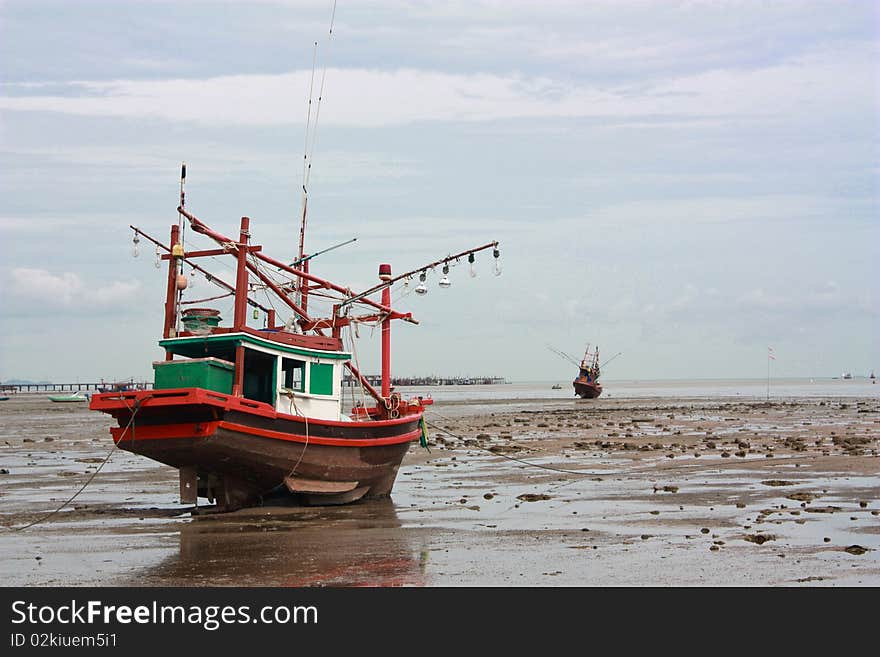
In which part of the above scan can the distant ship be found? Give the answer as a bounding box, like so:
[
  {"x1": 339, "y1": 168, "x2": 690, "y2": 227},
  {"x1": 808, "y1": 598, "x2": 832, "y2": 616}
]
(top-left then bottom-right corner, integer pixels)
[
  {"x1": 547, "y1": 344, "x2": 622, "y2": 400},
  {"x1": 842, "y1": 372, "x2": 853, "y2": 380},
  {"x1": 573, "y1": 345, "x2": 603, "y2": 399}
]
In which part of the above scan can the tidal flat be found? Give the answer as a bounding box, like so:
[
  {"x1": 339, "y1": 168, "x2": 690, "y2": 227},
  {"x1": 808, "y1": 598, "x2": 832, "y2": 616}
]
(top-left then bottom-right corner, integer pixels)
[{"x1": 1, "y1": 393, "x2": 878, "y2": 586}]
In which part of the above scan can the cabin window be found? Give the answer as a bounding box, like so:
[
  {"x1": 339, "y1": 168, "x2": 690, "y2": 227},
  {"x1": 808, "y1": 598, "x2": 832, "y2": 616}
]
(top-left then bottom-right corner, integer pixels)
[
  {"x1": 242, "y1": 349, "x2": 276, "y2": 404},
  {"x1": 309, "y1": 362, "x2": 334, "y2": 395},
  {"x1": 281, "y1": 357, "x2": 306, "y2": 392}
]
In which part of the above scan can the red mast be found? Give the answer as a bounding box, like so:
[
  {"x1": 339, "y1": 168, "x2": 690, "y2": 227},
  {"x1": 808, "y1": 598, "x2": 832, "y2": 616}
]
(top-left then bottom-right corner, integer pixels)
[
  {"x1": 379, "y1": 264, "x2": 392, "y2": 398},
  {"x1": 162, "y1": 224, "x2": 181, "y2": 348},
  {"x1": 231, "y1": 216, "x2": 250, "y2": 396}
]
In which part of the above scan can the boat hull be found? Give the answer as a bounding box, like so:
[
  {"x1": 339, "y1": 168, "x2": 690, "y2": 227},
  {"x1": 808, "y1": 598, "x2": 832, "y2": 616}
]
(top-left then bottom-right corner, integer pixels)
[
  {"x1": 91, "y1": 388, "x2": 422, "y2": 509},
  {"x1": 573, "y1": 381, "x2": 602, "y2": 399}
]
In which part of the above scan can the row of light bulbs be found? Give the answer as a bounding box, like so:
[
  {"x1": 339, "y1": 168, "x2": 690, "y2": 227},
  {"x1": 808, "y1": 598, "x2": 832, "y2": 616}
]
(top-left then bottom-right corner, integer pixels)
[
  {"x1": 130, "y1": 232, "x2": 165, "y2": 269},
  {"x1": 134, "y1": 230, "x2": 502, "y2": 302},
  {"x1": 413, "y1": 249, "x2": 501, "y2": 295}
]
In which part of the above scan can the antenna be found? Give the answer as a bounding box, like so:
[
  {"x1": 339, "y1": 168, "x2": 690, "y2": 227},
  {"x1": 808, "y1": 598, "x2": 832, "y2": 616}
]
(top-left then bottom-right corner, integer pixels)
[{"x1": 288, "y1": 237, "x2": 357, "y2": 268}]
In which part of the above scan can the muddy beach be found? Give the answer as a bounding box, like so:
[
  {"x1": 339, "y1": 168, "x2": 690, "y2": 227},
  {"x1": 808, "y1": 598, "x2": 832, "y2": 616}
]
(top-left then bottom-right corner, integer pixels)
[{"x1": 0, "y1": 392, "x2": 878, "y2": 586}]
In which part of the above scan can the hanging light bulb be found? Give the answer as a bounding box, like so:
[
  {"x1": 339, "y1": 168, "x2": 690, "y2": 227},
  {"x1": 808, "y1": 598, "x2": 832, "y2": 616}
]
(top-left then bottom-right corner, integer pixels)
[
  {"x1": 468, "y1": 253, "x2": 476, "y2": 278},
  {"x1": 493, "y1": 247, "x2": 502, "y2": 277},
  {"x1": 252, "y1": 307, "x2": 259, "y2": 320},
  {"x1": 131, "y1": 232, "x2": 140, "y2": 258},
  {"x1": 438, "y1": 263, "x2": 451, "y2": 288},
  {"x1": 154, "y1": 245, "x2": 161, "y2": 268},
  {"x1": 415, "y1": 271, "x2": 428, "y2": 295}
]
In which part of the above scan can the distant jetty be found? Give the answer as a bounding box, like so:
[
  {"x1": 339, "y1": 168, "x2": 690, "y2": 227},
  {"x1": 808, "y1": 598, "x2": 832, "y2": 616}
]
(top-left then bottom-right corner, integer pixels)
[
  {"x1": 1, "y1": 380, "x2": 151, "y2": 394},
  {"x1": 2, "y1": 376, "x2": 508, "y2": 393},
  {"x1": 343, "y1": 375, "x2": 508, "y2": 387}
]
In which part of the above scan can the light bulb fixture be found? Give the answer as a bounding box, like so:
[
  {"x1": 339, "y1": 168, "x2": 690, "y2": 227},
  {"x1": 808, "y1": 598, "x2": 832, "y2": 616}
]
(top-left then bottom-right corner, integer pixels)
[
  {"x1": 131, "y1": 232, "x2": 140, "y2": 258},
  {"x1": 468, "y1": 252, "x2": 476, "y2": 278},
  {"x1": 154, "y1": 245, "x2": 161, "y2": 268},
  {"x1": 252, "y1": 307, "x2": 259, "y2": 320},
  {"x1": 415, "y1": 271, "x2": 428, "y2": 295},
  {"x1": 438, "y1": 263, "x2": 451, "y2": 288},
  {"x1": 493, "y1": 247, "x2": 502, "y2": 277}
]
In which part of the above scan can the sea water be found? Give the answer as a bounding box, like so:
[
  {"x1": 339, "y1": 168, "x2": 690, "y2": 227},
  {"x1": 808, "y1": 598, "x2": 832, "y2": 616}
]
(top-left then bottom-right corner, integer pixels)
[{"x1": 391, "y1": 377, "x2": 880, "y2": 403}]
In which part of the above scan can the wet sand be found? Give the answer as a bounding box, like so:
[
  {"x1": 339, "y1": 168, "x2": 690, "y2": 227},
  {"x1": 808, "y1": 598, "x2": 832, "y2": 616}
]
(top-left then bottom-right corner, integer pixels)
[{"x1": 0, "y1": 393, "x2": 878, "y2": 586}]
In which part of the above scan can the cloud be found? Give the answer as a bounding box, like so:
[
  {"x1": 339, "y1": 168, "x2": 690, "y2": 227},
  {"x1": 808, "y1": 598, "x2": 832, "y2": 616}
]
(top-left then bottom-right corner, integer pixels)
[
  {"x1": 6, "y1": 268, "x2": 142, "y2": 312},
  {"x1": 736, "y1": 282, "x2": 875, "y2": 316},
  {"x1": 0, "y1": 40, "x2": 874, "y2": 126}
]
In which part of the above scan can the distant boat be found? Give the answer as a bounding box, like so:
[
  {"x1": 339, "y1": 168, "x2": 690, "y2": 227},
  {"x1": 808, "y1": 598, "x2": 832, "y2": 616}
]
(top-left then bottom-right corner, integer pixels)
[
  {"x1": 547, "y1": 343, "x2": 622, "y2": 400},
  {"x1": 841, "y1": 372, "x2": 853, "y2": 380},
  {"x1": 48, "y1": 391, "x2": 90, "y2": 403},
  {"x1": 551, "y1": 384, "x2": 562, "y2": 390},
  {"x1": 573, "y1": 345, "x2": 603, "y2": 399},
  {"x1": 0, "y1": 396, "x2": 9, "y2": 401}
]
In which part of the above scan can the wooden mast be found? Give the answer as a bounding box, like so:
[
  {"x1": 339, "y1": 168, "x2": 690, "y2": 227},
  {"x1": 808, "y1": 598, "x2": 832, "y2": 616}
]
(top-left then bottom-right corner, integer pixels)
[{"x1": 231, "y1": 216, "x2": 250, "y2": 396}]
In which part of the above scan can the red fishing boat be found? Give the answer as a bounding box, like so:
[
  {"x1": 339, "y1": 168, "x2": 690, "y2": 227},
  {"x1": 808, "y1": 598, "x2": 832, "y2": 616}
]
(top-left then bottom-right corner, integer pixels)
[
  {"x1": 548, "y1": 344, "x2": 620, "y2": 400},
  {"x1": 573, "y1": 345, "x2": 603, "y2": 399},
  {"x1": 90, "y1": 166, "x2": 500, "y2": 511}
]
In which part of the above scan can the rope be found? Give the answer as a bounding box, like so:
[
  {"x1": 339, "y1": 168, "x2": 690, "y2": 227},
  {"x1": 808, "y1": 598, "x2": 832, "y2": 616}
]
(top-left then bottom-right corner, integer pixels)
[
  {"x1": 10, "y1": 395, "x2": 153, "y2": 531},
  {"x1": 283, "y1": 390, "x2": 309, "y2": 479},
  {"x1": 423, "y1": 410, "x2": 603, "y2": 477}
]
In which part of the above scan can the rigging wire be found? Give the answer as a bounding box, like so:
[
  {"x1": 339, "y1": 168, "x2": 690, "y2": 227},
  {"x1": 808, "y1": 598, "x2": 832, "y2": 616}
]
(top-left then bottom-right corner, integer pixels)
[
  {"x1": 298, "y1": 0, "x2": 338, "y2": 261},
  {"x1": 345, "y1": 321, "x2": 369, "y2": 412},
  {"x1": 304, "y1": 0, "x2": 337, "y2": 192}
]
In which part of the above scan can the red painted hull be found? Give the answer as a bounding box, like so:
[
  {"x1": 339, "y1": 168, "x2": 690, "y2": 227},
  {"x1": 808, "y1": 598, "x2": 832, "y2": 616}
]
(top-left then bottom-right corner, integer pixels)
[
  {"x1": 573, "y1": 380, "x2": 602, "y2": 399},
  {"x1": 90, "y1": 388, "x2": 421, "y2": 508}
]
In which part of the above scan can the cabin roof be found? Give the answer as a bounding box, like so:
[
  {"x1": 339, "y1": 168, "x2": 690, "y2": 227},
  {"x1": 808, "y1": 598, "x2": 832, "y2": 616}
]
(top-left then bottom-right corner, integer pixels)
[{"x1": 160, "y1": 331, "x2": 351, "y2": 361}]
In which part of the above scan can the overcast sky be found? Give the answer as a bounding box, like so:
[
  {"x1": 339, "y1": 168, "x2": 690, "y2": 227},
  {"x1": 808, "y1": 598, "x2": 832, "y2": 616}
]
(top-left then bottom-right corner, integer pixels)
[{"x1": 1, "y1": 0, "x2": 877, "y2": 383}]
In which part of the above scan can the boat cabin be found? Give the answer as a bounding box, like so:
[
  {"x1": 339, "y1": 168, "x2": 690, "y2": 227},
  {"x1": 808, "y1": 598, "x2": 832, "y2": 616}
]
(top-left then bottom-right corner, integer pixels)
[{"x1": 154, "y1": 329, "x2": 351, "y2": 422}]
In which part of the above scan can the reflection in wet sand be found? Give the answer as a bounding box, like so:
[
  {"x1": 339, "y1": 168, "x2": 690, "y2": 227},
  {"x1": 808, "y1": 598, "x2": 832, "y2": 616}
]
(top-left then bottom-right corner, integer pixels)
[{"x1": 139, "y1": 500, "x2": 429, "y2": 587}]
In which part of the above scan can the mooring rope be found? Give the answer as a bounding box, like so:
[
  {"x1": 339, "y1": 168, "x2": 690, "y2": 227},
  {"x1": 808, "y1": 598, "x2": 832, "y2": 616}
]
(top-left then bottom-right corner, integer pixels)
[
  {"x1": 284, "y1": 390, "x2": 310, "y2": 479},
  {"x1": 10, "y1": 395, "x2": 153, "y2": 531}
]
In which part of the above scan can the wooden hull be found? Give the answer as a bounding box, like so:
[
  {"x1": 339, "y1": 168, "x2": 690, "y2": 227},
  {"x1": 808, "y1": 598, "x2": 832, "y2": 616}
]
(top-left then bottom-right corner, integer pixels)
[
  {"x1": 573, "y1": 380, "x2": 602, "y2": 399},
  {"x1": 90, "y1": 388, "x2": 421, "y2": 509}
]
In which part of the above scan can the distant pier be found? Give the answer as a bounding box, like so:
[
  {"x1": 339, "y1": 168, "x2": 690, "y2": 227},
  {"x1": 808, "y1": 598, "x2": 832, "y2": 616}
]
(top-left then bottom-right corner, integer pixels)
[
  {"x1": 342, "y1": 375, "x2": 508, "y2": 387},
  {"x1": 1, "y1": 376, "x2": 507, "y2": 394},
  {"x1": 0, "y1": 381, "x2": 152, "y2": 394}
]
